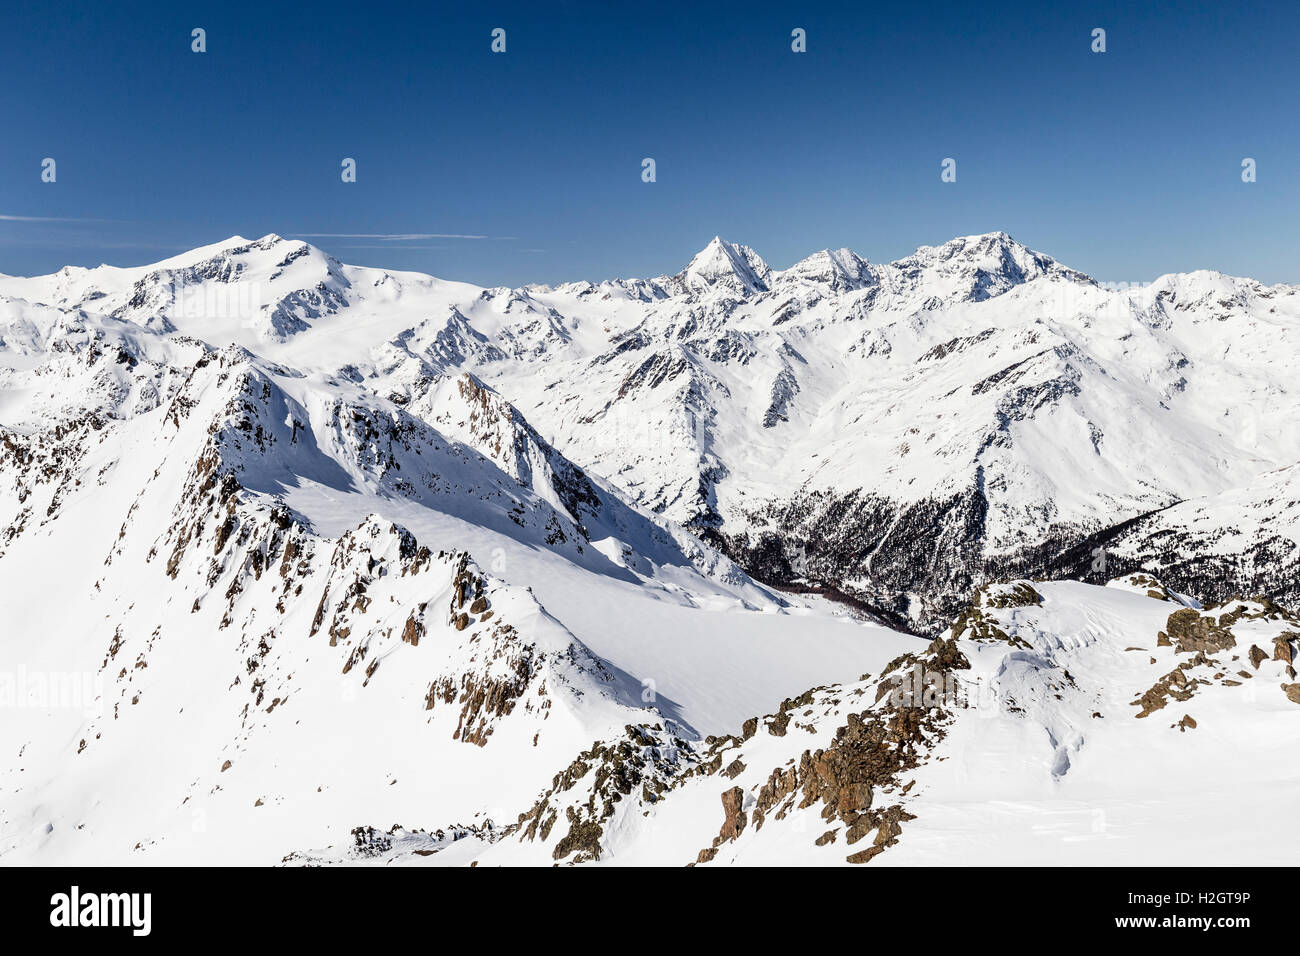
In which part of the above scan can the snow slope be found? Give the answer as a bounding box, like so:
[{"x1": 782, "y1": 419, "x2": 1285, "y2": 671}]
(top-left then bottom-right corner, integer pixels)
[{"x1": 283, "y1": 577, "x2": 1300, "y2": 866}]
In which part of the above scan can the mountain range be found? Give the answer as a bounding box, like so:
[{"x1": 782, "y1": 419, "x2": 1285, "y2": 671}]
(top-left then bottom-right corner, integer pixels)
[{"x1": 1, "y1": 232, "x2": 1297, "y2": 865}]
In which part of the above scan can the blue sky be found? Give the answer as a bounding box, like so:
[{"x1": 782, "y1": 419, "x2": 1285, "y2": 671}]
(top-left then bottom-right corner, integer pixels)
[{"x1": 1, "y1": 0, "x2": 1297, "y2": 285}]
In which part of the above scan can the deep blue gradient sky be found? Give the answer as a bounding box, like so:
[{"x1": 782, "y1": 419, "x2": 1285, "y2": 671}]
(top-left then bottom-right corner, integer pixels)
[{"x1": 2, "y1": 0, "x2": 1297, "y2": 285}]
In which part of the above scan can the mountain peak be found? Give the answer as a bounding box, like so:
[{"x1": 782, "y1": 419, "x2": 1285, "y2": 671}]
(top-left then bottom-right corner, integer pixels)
[
  {"x1": 928, "y1": 231, "x2": 1027, "y2": 258},
  {"x1": 892, "y1": 231, "x2": 1092, "y2": 296},
  {"x1": 776, "y1": 247, "x2": 874, "y2": 291},
  {"x1": 679, "y1": 237, "x2": 771, "y2": 295}
]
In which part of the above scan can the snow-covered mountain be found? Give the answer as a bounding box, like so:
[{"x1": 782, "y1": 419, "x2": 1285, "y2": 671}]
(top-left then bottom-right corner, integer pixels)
[{"x1": 2, "y1": 232, "x2": 1297, "y2": 865}]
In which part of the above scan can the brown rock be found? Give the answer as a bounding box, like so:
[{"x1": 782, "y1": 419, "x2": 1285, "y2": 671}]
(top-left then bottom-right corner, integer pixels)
[
  {"x1": 722, "y1": 758, "x2": 746, "y2": 780},
  {"x1": 1283, "y1": 684, "x2": 1300, "y2": 705},
  {"x1": 875, "y1": 679, "x2": 900, "y2": 704},
  {"x1": 751, "y1": 767, "x2": 799, "y2": 828},
  {"x1": 1163, "y1": 608, "x2": 1236, "y2": 654},
  {"x1": 1249, "y1": 645, "x2": 1268, "y2": 669},
  {"x1": 925, "y1": 636, "x2": 971, "y2": 671},
  {"x1": 844, "y1": 818, "x2": 875, "y2": 845},
  {"x1": 1274, "y1": 635, "x2": 1295, "y2": 664},
  {"x1": 400, "y1": 613, "x2": 423, "y2": 646},
  {"x1": 835, "y1": 781, "x2": 873, "y2": 816},
  {"x1": 716, "y1": 786, "x2": 748, "y2": 843},
  {"x1": 1134, "y1": 685, "x2": 1168, "y2": 718},
  {"x1": 845, "y1": 844, "x2": 886, "y2": 865}
]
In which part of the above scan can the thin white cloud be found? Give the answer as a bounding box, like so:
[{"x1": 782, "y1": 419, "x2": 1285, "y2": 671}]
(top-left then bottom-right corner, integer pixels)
[
  {"x1": 292, "y1": 232, "x2": 514, "y2": 241},
  {"x1": 0, "y1": 214, "x2": 110, "y2": 222},
  {"x1": 332, "y1": 244, "x2": 451, "y2": 251}
]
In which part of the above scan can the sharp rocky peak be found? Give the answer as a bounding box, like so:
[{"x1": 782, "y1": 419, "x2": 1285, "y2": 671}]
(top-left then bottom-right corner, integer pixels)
[{"x1": 678, "y1": 237, "x2": 772, "y2": 295}]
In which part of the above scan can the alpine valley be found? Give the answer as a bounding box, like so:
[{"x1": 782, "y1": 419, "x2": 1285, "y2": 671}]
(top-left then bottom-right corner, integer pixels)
[{"x1": 1, "y1": 232, "x2": 1297, "y2": 866}]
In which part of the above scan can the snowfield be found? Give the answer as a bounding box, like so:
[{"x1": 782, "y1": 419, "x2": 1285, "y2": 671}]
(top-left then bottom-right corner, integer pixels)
[{"x1": 0, "y1": 233, "x2": 1297, "y2": 866}]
